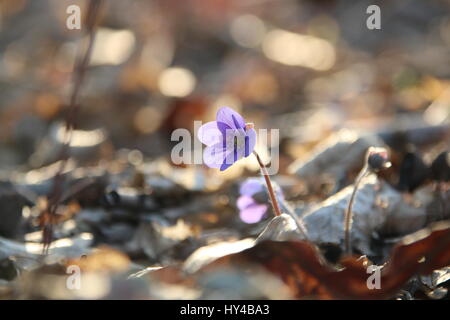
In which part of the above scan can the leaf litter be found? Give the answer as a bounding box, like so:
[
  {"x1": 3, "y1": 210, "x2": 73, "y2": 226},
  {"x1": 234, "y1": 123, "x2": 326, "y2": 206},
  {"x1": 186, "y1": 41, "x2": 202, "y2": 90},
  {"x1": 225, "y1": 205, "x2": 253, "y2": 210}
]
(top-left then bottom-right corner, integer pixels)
[{"x1": 0, "y1": 0, "x2": 449, "y2": 300}]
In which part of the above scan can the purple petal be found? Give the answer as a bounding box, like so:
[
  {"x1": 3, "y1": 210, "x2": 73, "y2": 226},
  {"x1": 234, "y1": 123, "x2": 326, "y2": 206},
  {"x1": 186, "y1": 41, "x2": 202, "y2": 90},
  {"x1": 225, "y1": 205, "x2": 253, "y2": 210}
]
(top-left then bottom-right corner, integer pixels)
[
  {"x1": 236, "y1": 195, "x2": 254, "y2": 210},
  {"x1": 203, "y1": 144, "x2": 228, "y2": 168},
  {"x1": 216, "y1": 121, "x2": 232, "y2": 137},
  {"x1": 220, "y1": 160, "x2": 235, "y2": 171},
  {"x1": 239, "y1": 203, "x2": 268, "y2": 224},
  {"x1": 240, "y1": 179, "x2": 263, "y2": 196},
  {"x1": 216, "y1": 107, "x2": 245, "y2": 130},
  {"x1": 197, "y1": 121, "x2": 223, "y2": 146},
  {"x1": 220, "y1": 129, "x2": 247, "y2": 170},
  {"x1": 244, "y1": 128, "x2": 257, "y2": 157}
]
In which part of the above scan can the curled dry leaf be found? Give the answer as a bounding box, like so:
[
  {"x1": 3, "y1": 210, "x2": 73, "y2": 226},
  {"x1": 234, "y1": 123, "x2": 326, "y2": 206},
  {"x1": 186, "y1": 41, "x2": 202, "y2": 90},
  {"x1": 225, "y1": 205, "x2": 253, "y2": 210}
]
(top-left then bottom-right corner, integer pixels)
[
  {"x1": 198, "y1": 221, "x2": 450, "y2": 299},
  {"x1": 128, "y1": 218, "x2": 197, "y2": 262},
  {"x1": 256, "y1": 213, "x2": 305, "y2": 242},
  {"x1": 289, "y1": 130, "x2": 385, "y2": 185},
  {"x1": 183, "y1": 238, "x2": 255, "y2": 274},
  {"x1": 182, "y1": 213, "x2": 305, "y2": 274},
  {"x1": 302, "y1": 174, "x2": 439, "y2": 255},
  {"x1": 418, "y1": 266, "x2": 450, "y2": 299},
  {"x1": 378, "y1": 123, "x2": 450, "y2": 150}
]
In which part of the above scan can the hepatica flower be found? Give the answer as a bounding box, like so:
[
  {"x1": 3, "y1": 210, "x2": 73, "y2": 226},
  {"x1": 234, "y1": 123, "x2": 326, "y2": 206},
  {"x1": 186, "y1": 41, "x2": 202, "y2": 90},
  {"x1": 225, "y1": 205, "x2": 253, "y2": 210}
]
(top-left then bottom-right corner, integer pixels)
[
  {"x1": 237, "y1": 178, "x2": 284, "y2": 224},
  {"x1": 198, "y1": 106, "x2": 283, "y2": 219},
  {"x1": 197, "y1": 107, "x2": 256, "y2": 171}
]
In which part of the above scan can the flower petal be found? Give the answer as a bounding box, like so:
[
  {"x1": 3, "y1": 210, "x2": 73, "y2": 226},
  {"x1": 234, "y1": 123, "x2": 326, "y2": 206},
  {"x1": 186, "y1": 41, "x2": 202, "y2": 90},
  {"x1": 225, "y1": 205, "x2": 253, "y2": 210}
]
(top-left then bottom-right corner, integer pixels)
[
  {"x1": 220, "y1": 159, "x2": 235, "y2": 171},
  {"x1": 236, "y1": 195, "x2": 254, "y2": 210},
  {"x1": 220, "y1": 147, "x2": 242, "y2": 171},
  {"x1": 239, "y1": 203, "x2": 268, "y2": 224},
  {"x1": 216, "y1": 121, "x2": 232, "y2": 137},
  {"x1": 216, "y1": 107, "x2": 245, "y2": 130},
  {"x1": 219, "y1": 130, "x2": 247, "y2": 170},
  {"x1": 244, "y1": 128, "x2": 257, "y2": 157},
  {"x1": 203, "y1": 144, "x2": 228, "y2": 168},
  {"x1": 239, "y1": 178, "x2": 263, "y2": 196},
  {"x1": 197, "y1": 121, "x2": 223, "y2": 146}
]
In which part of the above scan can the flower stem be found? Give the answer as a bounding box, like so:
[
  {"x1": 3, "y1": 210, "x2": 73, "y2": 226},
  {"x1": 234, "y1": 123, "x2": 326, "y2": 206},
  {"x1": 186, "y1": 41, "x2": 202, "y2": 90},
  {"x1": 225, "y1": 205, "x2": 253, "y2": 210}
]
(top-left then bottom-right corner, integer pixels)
[
  {"x1": 344, "y1": 163, "x2": 369, "y2": 255},
  {"x1": 253, "y1": 151, "x2": 282, "y2": 217}
]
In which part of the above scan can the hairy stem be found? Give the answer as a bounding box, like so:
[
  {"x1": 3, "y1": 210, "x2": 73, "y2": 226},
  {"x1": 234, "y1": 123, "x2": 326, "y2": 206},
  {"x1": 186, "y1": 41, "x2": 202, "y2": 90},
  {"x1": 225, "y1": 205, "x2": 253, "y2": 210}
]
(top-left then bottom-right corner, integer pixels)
[
  {"x1": 344, "y1": 163, "x2": 369, "y2": 255},
  {"x1": 253, "y1": 151, "x2": 282, "y2": 217}
]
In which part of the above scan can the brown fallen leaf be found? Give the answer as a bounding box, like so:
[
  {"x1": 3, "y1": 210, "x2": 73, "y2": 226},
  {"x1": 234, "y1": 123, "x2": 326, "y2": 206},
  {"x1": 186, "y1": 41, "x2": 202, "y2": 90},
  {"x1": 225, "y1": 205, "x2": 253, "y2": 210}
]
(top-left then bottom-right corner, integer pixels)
[{"x1": 198, "y1": 221, "x2": 450, "y2": 299}]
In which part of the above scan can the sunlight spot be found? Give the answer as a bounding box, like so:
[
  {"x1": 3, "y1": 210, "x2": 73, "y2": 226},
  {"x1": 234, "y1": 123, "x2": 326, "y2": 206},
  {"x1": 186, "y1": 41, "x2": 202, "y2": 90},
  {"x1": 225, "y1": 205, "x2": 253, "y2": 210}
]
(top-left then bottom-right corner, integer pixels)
[
  {"x1": 56, "y1": 127, "x2": 106, "y2": 147},
  {"x1": 158, "y1": 67, "x2": 196, "y2": 97},
  {"x1": 230, "y1": 14, "x2": 266, "y2": 48},
  {"x1": 90, "y1": 28, "x2": 135, "y2": 66},
  {"x1": 262, "y1": 29, "x2": 335, "y2": 71}
]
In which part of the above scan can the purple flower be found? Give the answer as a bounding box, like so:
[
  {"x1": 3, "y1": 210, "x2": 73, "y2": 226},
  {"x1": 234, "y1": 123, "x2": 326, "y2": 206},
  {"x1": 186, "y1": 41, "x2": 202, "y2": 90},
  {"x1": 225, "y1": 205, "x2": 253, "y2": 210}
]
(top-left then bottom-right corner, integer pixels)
[
  {"x1": 197, "y1": 107, "x2": 257, "y2": 171},
  {"x1": 237, "y1": 178, "x2": 284, "y2": 224}
]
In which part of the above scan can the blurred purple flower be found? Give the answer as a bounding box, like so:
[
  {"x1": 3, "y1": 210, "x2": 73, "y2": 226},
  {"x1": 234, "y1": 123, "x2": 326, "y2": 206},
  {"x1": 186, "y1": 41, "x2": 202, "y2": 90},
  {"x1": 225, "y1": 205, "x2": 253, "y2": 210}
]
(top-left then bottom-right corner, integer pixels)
[
  {"x1": 237, "y1": 178, "x2": 284, "y2": 224},
  {"x1": 197, "y1": 107, "x2": 257, "y2": 171}
]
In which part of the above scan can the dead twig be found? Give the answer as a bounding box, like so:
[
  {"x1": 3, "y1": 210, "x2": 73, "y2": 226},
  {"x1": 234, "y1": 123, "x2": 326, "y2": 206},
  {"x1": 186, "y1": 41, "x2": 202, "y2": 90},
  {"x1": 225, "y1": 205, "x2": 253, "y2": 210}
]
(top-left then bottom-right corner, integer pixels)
[{"x1": 40, "y1": 0, "x2": 103, "y2": 254}]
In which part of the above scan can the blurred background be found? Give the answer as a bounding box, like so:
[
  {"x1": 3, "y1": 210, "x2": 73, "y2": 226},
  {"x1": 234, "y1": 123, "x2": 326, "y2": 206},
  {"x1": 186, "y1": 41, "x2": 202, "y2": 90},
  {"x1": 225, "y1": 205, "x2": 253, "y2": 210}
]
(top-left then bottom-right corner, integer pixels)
[
  {"x1": 0, "y1": 0, "x2": 449, "y2": 176},
  {"x1": 0, "y1": 0, "x2": 449, "y2": 300}
]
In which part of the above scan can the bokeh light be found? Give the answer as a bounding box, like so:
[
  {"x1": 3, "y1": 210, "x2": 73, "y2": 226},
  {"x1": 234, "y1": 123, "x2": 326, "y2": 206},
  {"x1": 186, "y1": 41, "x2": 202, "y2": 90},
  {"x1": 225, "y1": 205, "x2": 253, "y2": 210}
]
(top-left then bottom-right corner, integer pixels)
[
  {"x1": 230, "y1": 14, "x2": 266, "y2": 48},
  {"x1": 158, "y1": 67, "x2": 196, "y2": 97},
  {"x1": 90, "y1": 28, "x2": 135, "y2": 66},
  {"x1": 262, "y1": 29, "x2": 336, "y2": 71}
]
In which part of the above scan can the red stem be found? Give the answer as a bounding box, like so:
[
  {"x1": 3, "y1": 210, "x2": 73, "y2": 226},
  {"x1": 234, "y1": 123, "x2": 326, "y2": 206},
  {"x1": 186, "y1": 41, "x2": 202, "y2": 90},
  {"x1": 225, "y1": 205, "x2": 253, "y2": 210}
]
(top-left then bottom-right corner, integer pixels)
[{"x1": 253, "y1": 151, "x2": 282, "y2": 217}]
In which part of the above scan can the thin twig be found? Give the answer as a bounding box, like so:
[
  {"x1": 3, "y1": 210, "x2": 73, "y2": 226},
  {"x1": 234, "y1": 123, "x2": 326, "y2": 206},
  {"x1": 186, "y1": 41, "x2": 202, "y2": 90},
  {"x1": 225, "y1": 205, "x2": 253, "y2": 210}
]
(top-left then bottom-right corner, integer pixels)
[
  {"x1": 344, "y1": 163, "x2": 369, "y2": 255},
  {"x1": 253, "y1": 151, "x2": 282, "y2": 217},
  {"x1": 41, "y1": 0, "x2": 103, "y2": 254}
]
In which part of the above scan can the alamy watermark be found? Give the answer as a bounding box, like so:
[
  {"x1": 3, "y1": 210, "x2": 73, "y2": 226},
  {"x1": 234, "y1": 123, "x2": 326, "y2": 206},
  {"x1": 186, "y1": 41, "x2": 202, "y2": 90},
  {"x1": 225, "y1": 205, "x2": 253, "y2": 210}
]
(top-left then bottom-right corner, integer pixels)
[
  {"x1": 366, "y1": 265, "x2": 382, "y2": 290},
  {"x1": 66, "y1": 5, "x2": 81, "y2": 30},
  {"x1": 366, "y1": 5, "x2": 381, "y2": 30},
  {"x1": 66, "y1": 265, "x2": 81, "y2": 290}
]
